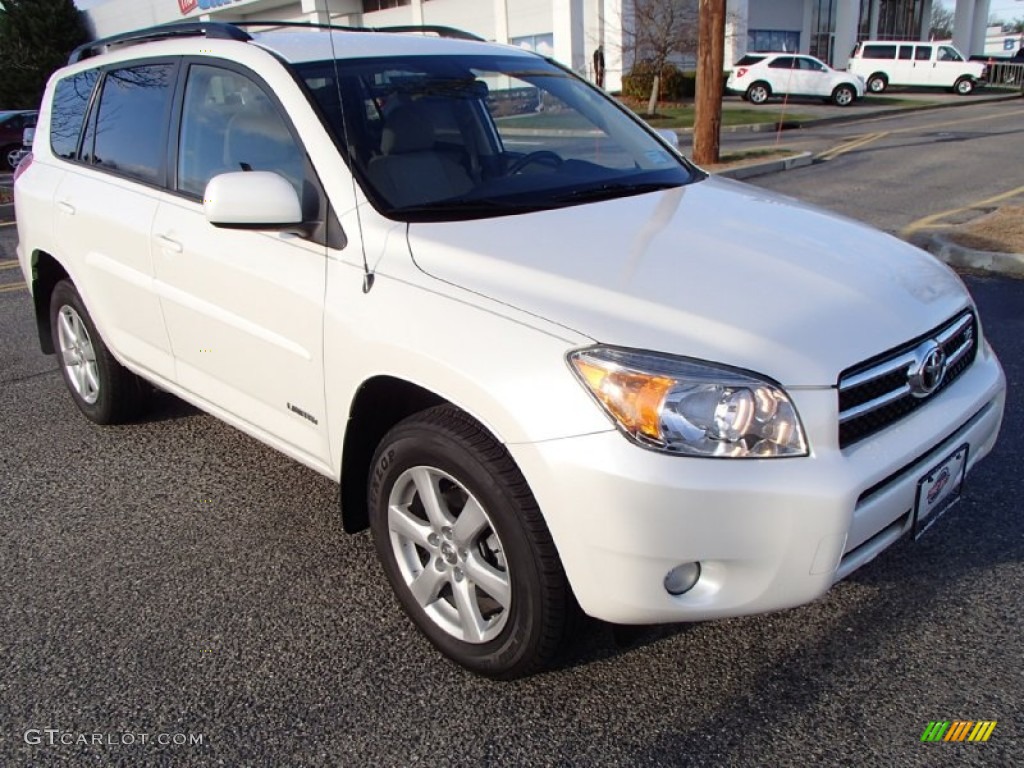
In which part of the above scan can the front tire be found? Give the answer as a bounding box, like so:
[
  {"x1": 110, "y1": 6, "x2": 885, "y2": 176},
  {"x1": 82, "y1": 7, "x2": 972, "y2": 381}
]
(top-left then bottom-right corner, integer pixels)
[
  {"x1": 745, "y1": 82, "x2": 770, "y2": 104},
  {"x1": 368, "y1": 405, "x2": 575, "y2": 679},
  {"x1": 954, "y1": 76, "x2": 975, "y2": 95},
  {"x1": 50, "y1": 280, "x2": 147, "y2": 424},
  {"x1": 832, "y1": 84, "x2": 856, "y2": 106}
]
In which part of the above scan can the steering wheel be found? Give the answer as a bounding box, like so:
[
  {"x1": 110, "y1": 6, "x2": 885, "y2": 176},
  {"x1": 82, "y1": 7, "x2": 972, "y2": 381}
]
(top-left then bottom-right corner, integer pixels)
[{"x1": 507, "y1": 150, "x2": 564, "y2": 175}]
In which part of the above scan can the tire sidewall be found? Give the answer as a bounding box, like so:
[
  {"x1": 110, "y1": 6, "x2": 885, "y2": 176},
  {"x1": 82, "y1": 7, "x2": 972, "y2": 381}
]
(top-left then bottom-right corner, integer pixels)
[
  {"x1": 956, "y1": 77, "x2": 974, "y2": 95},
  {"x1": 868, "y1": 75, "x2": 886, "y2": 93},
  {"x1": 369, "y1": 423, "x2": 548, "y2": 676}
]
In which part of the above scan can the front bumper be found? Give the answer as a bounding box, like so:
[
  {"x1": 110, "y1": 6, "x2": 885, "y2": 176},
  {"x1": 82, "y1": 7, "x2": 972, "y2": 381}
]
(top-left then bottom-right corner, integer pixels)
[{"x1": 509, "y1": 346, "x2": 1005, "y2": 624}]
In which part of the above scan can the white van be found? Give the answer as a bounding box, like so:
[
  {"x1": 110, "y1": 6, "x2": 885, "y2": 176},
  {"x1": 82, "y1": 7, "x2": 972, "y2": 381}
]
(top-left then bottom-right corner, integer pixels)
[{"x1": 848, "y1": 40, "x2": 985, "y2": 94}]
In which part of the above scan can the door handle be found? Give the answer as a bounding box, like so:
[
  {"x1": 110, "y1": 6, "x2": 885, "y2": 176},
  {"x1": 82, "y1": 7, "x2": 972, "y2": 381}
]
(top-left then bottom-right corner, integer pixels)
[
  {"x1": 58, "y1": 201, "x2": 75, "y2": 215},
  {"x1": 156, "y1": 234, "x2": 183, "y2": 253}
]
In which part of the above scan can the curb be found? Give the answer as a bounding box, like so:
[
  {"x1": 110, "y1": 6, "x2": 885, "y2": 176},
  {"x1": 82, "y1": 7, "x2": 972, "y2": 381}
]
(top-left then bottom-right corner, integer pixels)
[
  {"x1": 926, "y1": 232, "x2": 1024, "y2": 278},
  {"x1": 716, "y1": 151, "x2": 814, "y2": 180}
]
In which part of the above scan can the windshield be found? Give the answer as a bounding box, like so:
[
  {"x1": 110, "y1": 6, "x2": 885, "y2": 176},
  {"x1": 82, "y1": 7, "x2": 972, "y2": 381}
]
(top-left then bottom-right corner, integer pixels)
[{"x1": 296, "y1": 54, "x2": 698, "y2": 221}]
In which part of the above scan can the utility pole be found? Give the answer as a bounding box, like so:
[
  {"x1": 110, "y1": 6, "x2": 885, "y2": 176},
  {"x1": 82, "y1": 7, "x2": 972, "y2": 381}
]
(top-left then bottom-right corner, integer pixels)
[{"x1": 692, "y1": 0, "x2": 725, "y2": 165}]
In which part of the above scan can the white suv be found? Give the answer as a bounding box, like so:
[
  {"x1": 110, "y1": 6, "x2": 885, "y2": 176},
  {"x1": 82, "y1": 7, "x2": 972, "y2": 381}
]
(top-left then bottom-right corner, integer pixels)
[
  {"x1": 727, "y1": 53, "x2": 865, "y2": 106},
  {"x1": 15, "y1": 21, "x2": 1005, "y2": 678}
]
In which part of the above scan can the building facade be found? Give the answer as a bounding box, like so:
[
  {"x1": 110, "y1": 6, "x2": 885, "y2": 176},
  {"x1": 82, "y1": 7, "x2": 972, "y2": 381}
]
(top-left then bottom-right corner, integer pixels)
[{"x1": 81, "y1": 0, "x2": 993, "y2": 91}]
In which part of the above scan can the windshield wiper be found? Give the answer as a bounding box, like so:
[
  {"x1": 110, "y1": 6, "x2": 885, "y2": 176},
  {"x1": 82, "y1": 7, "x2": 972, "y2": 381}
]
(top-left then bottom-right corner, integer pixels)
[
  {"x1": 394, "y1": 197, "x2": 542, "y2": 219},
  {"x1": 551, "y1": 181, "x2": 682, "y2": 204}
]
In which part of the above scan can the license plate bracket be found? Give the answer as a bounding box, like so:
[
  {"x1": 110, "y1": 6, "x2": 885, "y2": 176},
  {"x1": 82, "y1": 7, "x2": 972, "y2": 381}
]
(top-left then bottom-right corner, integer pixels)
[{"x1": 913, "y1": 443, "x2": 969, "y2": 540}]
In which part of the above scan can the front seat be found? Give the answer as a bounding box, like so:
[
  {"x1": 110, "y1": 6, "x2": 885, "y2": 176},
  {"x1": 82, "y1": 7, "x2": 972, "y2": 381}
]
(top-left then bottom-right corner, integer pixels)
[{"x1": 366, "y1": 103, "x2": 474, "y2": 208}]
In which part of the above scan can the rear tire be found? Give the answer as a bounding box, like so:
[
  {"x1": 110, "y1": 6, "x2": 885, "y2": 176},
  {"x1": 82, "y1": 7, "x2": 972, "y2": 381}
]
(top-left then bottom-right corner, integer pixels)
[
  {"x1": 954, "y1": 76, "x2": 975, "y2": 95},
  {"x1": 50, "y1": 280, "x2": 148, "y2": 424},
  {"x1": 745, "y1": 82, "x2": 770, "y2": 105},
  {"x1": 369, "y1": 405, "x2": 576, "y2": 679},
  {"x1": 867, "y1": 74, "x2": 887, "y2": 93}
]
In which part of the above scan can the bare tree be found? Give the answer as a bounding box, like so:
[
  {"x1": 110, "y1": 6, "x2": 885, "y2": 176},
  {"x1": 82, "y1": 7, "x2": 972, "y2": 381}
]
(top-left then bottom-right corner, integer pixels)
[
  {"x1": 623, "y1": 0, "x2": 699, "y2": 115},
  {"x1": 930, "y1": 4, "x2": 955, "y2": 39}
]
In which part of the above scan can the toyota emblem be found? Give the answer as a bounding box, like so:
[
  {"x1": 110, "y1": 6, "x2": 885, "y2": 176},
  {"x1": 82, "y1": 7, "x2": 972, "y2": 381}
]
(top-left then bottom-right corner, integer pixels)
[{"x1": 908, "y1": 340, "x2": 947, "y2": 398}]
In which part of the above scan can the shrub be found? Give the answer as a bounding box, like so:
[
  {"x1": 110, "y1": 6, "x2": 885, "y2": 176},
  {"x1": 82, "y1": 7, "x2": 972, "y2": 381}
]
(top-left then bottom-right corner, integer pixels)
[{"x1": 622, "y1": 61, "x2": 697, "y2": 102}]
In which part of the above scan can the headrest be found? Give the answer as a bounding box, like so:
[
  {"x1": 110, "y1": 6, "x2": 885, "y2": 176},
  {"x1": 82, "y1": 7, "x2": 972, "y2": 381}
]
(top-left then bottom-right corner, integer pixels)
[
  {"x1": 381, "y1": 104, "x2": 436, "y2": 155},
  {"x1": 224, "y1": 109, "x2": 293, "y2": 166}
]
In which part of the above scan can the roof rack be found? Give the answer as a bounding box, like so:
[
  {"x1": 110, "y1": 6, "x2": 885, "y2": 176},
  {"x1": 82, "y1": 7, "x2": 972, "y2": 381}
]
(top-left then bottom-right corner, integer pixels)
[
  {"x1": 69, "y1": 21, "x2": 251, "y2": 64},
  {"x1": 230, "y1": 20, "x2": 485, "y2": 42},
  {"x1": 67, "y1": 19, "x2": 485, "y2": 64}
]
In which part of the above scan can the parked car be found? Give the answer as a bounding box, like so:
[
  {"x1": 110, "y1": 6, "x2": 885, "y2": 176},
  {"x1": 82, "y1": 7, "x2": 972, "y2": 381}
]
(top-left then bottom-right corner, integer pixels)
[
  {"x1": 0, "y1": 110, "x2": 37, "y2": 171},
  {"x1": 848, "y1": 40, "x2": 985, "y2": 94},
  {"x1": 727, "y1": 53, "x2": 865, "y2": 106},
  {"x1": 15, "y1": 21, "x2": 1005, "y2": 679}
]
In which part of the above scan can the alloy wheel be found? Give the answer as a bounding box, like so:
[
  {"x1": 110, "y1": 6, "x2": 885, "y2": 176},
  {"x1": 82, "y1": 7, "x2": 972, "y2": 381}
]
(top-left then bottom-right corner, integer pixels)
[
  {"x1": 387, "y1": 465, "x2": 511, "y2": 643},
  {"x1": 57, "y1": 305, "x2": 100, "y2": 405}
]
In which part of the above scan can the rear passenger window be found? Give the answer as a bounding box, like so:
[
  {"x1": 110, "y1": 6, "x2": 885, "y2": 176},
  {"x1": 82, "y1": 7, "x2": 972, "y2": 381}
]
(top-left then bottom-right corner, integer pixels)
[
  {"x1": 176, "y1": 65, "x2": 305, "y2": 200},
  {"x1": 915, "y1": 46, "x2": 932, "y2": 61},
  {"x1": 88, "y1": 63, "x2": 175, "y2": 184},
  {"x1": 862, "y1": 45, "x2": 896, "y2": 59},
  {"x1": 50, "y1": 70, "x2": 98, "y2": 159},
  {"x1": 899, "y1": 46, "x2": 913, "y2": 60},
  {"x1": 768, "y1": 57, "x2": 796, "y2": 69}
]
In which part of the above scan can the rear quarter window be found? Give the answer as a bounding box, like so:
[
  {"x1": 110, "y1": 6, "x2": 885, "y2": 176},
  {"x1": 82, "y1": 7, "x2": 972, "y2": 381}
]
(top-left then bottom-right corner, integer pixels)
[
  {"x1": 862, "y1": 45, "x2": 897, "y2": 60},
  {"x1": 735, "y1": 55, "x2": 766, "y2": 66},
  {"x1": 50, "y1": 70, "x2": 99, "y2": 159}
]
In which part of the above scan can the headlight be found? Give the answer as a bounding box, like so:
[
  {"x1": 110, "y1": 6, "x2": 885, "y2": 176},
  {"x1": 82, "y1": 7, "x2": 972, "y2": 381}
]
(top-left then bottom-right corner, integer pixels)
[{"x1": 569, "y1": 347, "x2": 808, "y2": 458}]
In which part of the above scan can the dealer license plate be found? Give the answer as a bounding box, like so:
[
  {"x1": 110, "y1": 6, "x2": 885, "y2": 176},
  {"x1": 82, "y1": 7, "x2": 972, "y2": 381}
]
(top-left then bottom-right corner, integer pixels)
[{"x1": 913, "y1": 444, "x2": 969, "y2": 540}]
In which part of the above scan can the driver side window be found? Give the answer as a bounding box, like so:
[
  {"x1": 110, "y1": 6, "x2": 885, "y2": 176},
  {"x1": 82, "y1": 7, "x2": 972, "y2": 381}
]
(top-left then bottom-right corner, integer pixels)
[{"x1": 177, "y1": 65, "x2": 307, "y2": 202}]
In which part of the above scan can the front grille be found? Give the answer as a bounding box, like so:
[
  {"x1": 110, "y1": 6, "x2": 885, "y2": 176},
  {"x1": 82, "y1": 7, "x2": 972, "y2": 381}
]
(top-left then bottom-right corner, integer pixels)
[{"x1": 837, "y1": 311, "x2": 977, "y2": 448}]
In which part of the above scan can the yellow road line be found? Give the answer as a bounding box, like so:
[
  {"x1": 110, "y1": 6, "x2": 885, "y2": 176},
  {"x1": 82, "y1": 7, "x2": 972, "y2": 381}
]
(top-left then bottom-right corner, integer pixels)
[
  {"x1": 0, "y1": 281, "x2": 26, "y2": 293},
  {"x1": 824, "y1": 104, "x2": 1024, "y2": 133},
  {"x1": 0, "y1": 259, "x2": 22, "y2": 270},
  {"x1": 816, "y1": 131, "x2": 889, "y2": 161},
  {"x1": 901, "y1": 183, "x2": 1024, "y2": 238},
  {"x1": 0, "y1": 221, "x2": 16, "y2": 227}
]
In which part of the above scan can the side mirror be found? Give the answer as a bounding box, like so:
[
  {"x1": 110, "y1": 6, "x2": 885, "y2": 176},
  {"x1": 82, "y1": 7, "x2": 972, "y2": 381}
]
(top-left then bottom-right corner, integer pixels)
[
  {"x1": 654, "y1": 128, "x2": 680, "y2": 149},
  {"x1": 204, "y1": 171, "x2": 302, "y2": 229},
  {"x1": 22, "y1": 126, "x2": 34, "y2": 148}
]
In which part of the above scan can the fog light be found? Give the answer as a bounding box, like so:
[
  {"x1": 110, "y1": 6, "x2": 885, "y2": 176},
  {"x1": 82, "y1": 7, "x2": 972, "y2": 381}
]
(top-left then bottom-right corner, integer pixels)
[{"x1": 663, "y1": 562, "x2": 701, "y2": 596}]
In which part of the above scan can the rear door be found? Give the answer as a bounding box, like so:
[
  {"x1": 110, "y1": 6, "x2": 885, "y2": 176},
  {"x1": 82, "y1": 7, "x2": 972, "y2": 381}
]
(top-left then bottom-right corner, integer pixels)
[
  {"x1": 151, "y1": 61, "x2": 331, "y2": 464},
  {"x1": 52, "y1": 62, "x2": 178, "y2": 382},
  {"x1": 911, "y1": 45, "x2": 934, "y2": 85},
  {"x1": 766, "y1": 56, "x2": 801, "y2": 95}
]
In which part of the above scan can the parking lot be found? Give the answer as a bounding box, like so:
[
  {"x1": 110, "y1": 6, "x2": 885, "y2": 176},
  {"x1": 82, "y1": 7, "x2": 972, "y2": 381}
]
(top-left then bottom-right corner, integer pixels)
[{"x1": 1, "y1": 99, "x2": 1022, "y2": 766}]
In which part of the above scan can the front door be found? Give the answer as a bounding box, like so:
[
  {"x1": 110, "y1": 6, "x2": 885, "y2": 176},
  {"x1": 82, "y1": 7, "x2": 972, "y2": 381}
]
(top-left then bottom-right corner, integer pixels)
[{"x1": 152, "y1": 62, "x2": 330, "y2": 464}]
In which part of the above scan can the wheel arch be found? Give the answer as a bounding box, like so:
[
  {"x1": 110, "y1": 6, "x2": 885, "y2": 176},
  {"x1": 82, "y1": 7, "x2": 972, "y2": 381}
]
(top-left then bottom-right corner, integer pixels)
[
  {"x1": 30, "y1": 250, "x2": 68, "y2": 354},
  {"x1": 338, "y1": 375, "x2": 448, "y2": 533}
]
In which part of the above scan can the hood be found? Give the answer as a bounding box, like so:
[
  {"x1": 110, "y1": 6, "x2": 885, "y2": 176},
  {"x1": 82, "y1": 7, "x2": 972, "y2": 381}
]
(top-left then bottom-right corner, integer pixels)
[{"x1": 406, "y1": 176, "x2": 970, "y2": 386}]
